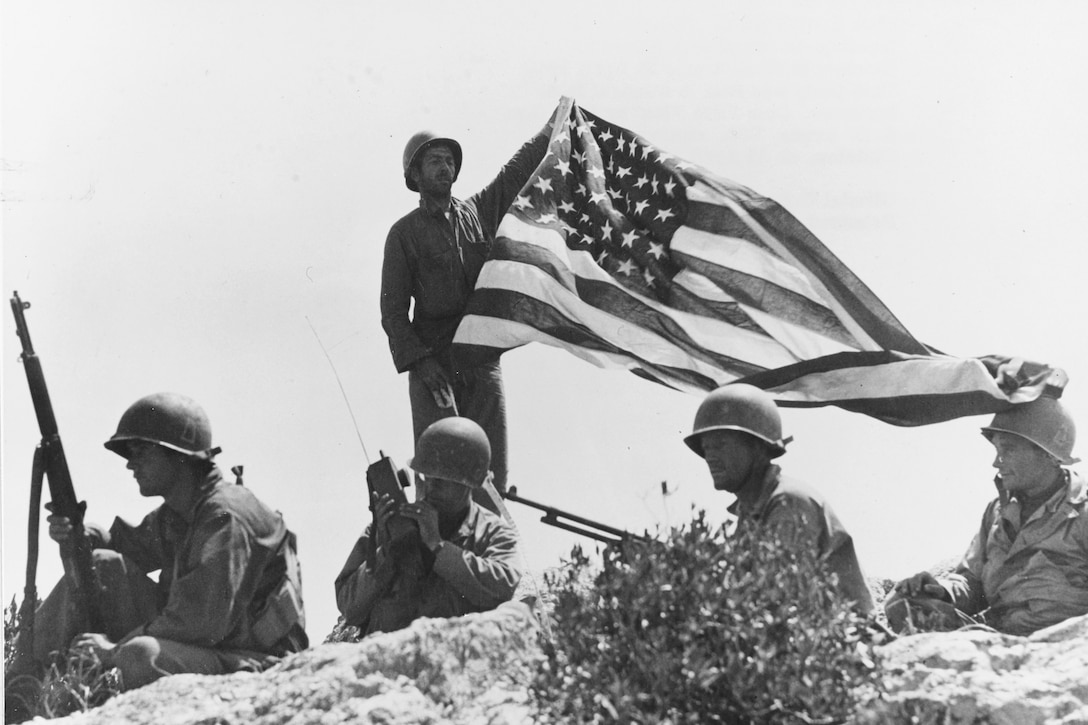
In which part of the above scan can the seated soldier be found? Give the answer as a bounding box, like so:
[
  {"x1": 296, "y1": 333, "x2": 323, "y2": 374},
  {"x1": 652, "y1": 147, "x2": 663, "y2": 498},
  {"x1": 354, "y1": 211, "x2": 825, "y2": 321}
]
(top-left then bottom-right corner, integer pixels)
[
  {"x1": 25, "y1": 393, "x2": 307, "y2": 690},
  {"x1": 335, "y1": 417, "x2": 521, "y2": 635},
  {"x1": 886, "y1": 395, "x2": 1086, "y2": 635},
  {"x1": 685, "y1": 384, "x2": 874, "y2": 615}
]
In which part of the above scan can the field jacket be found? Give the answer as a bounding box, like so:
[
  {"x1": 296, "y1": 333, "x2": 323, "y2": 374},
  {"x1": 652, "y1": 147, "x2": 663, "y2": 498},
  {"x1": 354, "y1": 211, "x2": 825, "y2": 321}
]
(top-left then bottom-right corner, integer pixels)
[
  {"x1": 729, "y1": 466, "x2": 875, "y2": 614},
  {"x1": 942, "y1": 470, "x2": 1088, "y2": 635},
  {"x1": 335, "y1": 500, "x2": 521, "y2": 634},
  {"x1": 106, "y1": 468, "x2": 307, "y2": 656},
  {"x1": 380, "y1": 131, "x2": 549, "y2": 373}
]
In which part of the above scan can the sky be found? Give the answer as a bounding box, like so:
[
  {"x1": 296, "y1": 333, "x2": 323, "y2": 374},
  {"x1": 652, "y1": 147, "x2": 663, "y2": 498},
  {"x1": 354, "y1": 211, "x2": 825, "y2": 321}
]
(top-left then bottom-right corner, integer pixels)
[{"x1": 3, "y1": 2, "x2": 1087, "y2": 642}]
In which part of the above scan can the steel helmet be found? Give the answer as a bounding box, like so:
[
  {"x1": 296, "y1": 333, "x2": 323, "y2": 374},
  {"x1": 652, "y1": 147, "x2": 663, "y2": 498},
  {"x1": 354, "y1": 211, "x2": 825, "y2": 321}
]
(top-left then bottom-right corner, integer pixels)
[
  {"x1": 684, "y1": 383, "x2": 791, "y2": 459},
  {"x1": 408, "y1": 417, "x2": 490, "y2": 488},
  {"x1": 402, "y1": 131, "x2": 462, "y2": 192},
  {"x1": 981, "y1": 396, "x2": 1079, "y2": 465},
  {"x1": 104, "y1": 392, "x2": 221, "y2": 460}
]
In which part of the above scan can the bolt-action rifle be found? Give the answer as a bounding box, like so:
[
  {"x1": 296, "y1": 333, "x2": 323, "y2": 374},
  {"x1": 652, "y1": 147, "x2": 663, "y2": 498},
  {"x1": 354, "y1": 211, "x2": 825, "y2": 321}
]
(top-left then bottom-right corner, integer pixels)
[
  {"x1": 505, "y1": 485, "x2": 650, "y2": 545},
  {"x1": 9, "y1": 292, "x2": 104, "y2": 664}
]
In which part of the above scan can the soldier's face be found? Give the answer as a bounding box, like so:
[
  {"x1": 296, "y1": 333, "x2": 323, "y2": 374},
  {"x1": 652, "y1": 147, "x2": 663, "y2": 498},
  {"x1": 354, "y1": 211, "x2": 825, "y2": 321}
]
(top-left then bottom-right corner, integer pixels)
[
  {"x1": 421, "y1": 476, "x2": 473, "y2": 517},
  {"x1": 990, "y1": 432, "x2": 1059, "y2": 497},
  {"x1": 413, "y1": 146, "x2": 457, "y2": 196},
  {"x1": 126, "y1": 442, "x2": 184, "y2": 499},
  {"x1": 701, "y1": 430, "x2": 765, "y2": 494}
]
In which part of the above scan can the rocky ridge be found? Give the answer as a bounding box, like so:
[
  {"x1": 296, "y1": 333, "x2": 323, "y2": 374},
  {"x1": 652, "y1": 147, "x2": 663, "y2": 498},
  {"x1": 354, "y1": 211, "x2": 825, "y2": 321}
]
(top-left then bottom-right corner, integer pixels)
[{"x1": 29, "y1": 605, "x2": 1088, "y2": 724}]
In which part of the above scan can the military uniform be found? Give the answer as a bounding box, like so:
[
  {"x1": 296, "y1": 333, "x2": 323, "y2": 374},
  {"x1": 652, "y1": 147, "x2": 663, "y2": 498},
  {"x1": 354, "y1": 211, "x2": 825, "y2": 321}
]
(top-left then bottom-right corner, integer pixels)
[
  {"x1": 728, "y1": 465, "x2": 875, "y2": 615},
  {"x1": 941, "y1": 470, "x2": 1088, "y2": 635},
  {"x1": 34, "y1": 468, "x2": 307, "y2": 678},
  {"x1": 380, "y1": 131, "x2": 550, "y2": 493},
  {"x1": 335, "y1": 500, "x2": 520, "y2": 635}
]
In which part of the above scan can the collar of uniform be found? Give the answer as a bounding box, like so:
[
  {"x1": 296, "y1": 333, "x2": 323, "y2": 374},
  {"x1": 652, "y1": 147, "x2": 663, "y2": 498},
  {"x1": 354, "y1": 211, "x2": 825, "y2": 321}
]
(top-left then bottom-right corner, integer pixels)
[
  {"x1": 417, "y1": 196, "x2": 460, "y2": 218},
  {"x1": 446, "y1": 498, "x2": 484, "y2": 542},
  {"x1": 170, "y1": 466, "x2": 225, "y2": 524},
  {"x1": 726, "y1": 464, "x2": 782, "y2": 519},
  {"x1": 1002, "y1": 469, "x2": 1085, "y2": 526}
]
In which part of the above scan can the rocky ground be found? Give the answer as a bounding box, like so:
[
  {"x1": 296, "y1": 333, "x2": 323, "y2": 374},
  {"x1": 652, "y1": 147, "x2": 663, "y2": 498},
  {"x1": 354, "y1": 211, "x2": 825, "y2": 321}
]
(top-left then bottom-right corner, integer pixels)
[
  {"x1": 857, "y1": 613, "x2": 1088, "y2": 724},
  {"x1": 22, "y1": 598, "x2": 1088, "y2": 724}
]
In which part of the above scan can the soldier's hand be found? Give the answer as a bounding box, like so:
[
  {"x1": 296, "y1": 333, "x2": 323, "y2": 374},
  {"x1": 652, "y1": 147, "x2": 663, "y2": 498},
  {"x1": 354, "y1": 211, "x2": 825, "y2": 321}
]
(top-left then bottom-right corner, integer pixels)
[
  {"x1": 414, "y1": 357, "x2": 455, "y2": 409},
  {"x1": 399, "y1": 500, "x2": 442, "y2": 551},
  {"x1": 47, "y1": 514, "x2": 74, "y2": 544},
  {"x1": 371, "y1": 493, "x2": 399, "y2": 550},
  {"x1": 69, "y1": 632, "x2": 116, "y2": 666},
  {"x1": 893, "y1": 571, "x2": 950, "y2": 601}
]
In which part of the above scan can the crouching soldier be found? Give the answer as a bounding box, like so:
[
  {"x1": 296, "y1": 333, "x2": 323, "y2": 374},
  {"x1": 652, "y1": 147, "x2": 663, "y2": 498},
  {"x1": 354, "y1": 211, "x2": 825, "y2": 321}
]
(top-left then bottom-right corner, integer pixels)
[
  {"x1": 335, "y1": 417, "x2": 521, "y2": 635},
  {"x1": 685, "y1": 384, "x2": 874, "y2": 615},
  {"x1": 31, "y1": 393, "x2": 308, "y2": 690},
  {"x1": 885, "y1": 395, "x2": 1087, "y2": 635}
]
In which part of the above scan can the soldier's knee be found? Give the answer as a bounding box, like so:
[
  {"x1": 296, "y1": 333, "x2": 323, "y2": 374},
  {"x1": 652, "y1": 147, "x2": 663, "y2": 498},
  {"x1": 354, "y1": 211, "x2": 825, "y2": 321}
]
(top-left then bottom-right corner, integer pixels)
[{"x1": 113, "y1": 636, "x2": 163, "y2": 690}]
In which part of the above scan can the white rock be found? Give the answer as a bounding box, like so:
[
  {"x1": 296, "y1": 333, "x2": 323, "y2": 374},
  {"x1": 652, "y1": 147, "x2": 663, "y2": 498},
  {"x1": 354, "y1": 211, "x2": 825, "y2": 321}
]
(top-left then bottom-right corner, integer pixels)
[
  {"x1": 855, "y1": 613, "x2": 1088, "y2": 724},
  {"x1": 42, "y1": 602, "x2": 541, "y2": 725}
]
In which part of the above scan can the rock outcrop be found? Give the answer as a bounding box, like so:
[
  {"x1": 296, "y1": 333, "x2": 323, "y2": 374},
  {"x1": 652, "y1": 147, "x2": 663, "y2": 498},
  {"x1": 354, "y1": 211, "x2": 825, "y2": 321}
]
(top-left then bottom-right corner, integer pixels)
[
  {"x1": 25, "y1": 604, "x2": 1088, "y2": 724},
  {"x1": 856, "y1": 614, "x2": 1088, "y2": 724},
  {"x1": 35, "y1": 602, "x2": 543, "y2": 725}
]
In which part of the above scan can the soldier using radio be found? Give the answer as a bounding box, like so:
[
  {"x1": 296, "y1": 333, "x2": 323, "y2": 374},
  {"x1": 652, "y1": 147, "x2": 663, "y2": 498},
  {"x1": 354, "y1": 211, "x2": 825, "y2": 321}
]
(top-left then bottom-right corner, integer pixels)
[{"x1": 335, "y1": 417, "x2": 521, "y2": 635}]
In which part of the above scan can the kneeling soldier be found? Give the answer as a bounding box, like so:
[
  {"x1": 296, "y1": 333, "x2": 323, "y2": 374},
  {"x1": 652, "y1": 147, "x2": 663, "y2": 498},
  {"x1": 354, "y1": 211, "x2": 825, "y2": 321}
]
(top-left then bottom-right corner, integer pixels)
[
  {"x1": 335, "y1": 417, "x2": 521, "y2": 635},
  {"x1": 32, "y1": 393, "x2": 307, "y2": 690}
]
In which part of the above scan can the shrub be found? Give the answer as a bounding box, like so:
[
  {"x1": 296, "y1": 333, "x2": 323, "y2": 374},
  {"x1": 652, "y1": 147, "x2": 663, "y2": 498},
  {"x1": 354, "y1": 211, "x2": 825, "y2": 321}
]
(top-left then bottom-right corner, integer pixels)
[{"x1": 531, "y1": 511, "x2": 880, "y2": 724}]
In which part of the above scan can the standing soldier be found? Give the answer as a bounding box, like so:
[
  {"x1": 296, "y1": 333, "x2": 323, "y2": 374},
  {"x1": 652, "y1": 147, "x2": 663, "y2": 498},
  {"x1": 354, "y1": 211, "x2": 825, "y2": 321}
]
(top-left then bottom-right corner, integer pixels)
[
  {"x1": 26, "y1": 393, "x2": 307, "y2": 691},
  {"x1": 335, "y1": 417, "x2": 521, "y2": 635},
  {"x1": 685, "y1": 384, "x2": 874, "y2": 614},
  {"x1": 380, "y1": 119, "x2": 551, "y2": 506}
]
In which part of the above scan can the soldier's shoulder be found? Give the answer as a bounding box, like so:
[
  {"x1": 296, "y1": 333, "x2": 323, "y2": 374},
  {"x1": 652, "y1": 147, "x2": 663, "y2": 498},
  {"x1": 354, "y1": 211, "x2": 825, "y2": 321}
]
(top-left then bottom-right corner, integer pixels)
[
  {"x1": 387, "y1": 206, "x2": 427, "y2": 233},
  {"x1": 203, "y1": 479, "x2": 277, "y2": 521}
]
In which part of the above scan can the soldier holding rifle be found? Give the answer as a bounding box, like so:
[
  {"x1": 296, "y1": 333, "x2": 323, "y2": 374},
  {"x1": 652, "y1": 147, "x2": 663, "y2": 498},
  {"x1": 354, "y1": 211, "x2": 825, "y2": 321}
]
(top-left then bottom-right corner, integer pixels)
[{"x1": 12, "y1": 390, "x2": 307, "y2": 694}]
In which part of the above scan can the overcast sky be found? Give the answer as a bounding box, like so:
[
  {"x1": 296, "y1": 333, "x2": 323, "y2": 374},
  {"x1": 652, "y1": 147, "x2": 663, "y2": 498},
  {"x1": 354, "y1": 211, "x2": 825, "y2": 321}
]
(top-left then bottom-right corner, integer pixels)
[{"x1": 4, "y1": 1, "x2": 1087, "y2": 640}]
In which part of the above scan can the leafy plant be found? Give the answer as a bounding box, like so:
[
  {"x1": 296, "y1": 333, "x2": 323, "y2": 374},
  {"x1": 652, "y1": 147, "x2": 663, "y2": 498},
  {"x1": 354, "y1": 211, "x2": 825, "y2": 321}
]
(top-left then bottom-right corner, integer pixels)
[
  {"x1": 4, "y1": 596, "x2": 21, "y2": 672},
  {"x1": 4, "y1": 596, "x2": 122, "y2": 723},
  {"x1": 532, "y1": 510, "x2": 880, "y2": 724}
]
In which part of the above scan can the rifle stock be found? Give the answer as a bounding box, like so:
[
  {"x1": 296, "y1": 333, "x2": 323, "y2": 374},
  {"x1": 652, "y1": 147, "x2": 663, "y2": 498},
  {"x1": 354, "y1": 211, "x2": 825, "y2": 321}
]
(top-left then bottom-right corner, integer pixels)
[{"x1": 10, "y1": 291, "x2": 103, "y2": 633}]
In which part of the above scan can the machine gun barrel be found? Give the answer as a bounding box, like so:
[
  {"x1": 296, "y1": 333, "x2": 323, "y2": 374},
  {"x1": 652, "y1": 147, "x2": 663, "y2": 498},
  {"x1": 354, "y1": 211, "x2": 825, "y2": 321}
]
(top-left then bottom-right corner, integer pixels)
[{"x1": 505, "y1": 486, "x2": 648, "y2": 545}]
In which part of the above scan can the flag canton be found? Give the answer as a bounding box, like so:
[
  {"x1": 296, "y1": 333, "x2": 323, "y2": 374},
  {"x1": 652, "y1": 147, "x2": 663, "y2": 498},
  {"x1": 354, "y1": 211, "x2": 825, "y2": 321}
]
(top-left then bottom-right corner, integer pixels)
[{"x1": 511, "y1": 107, "x2": 690, "y2": 302}]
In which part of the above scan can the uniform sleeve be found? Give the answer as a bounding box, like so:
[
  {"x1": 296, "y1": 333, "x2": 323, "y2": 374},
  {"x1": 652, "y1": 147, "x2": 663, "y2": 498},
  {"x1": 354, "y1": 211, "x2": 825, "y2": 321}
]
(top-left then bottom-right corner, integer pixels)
[
  {"x1": 108, "y1": 511, "x2": 169, "y2": 575},
  {"x1": 380, "y1": 223, "x2": 431, "y2": 372},
  {"x1": 431, "y1": 520, "x2": 522, "y2": 608},
  {"x1": 469, "y1": 130, "x2": 550, "y2": 239},
  {"x1": 939, "y1": 499, "x2": 998, "y2": 615},
  {"x1": 334, "y1": 526, "x2": 395, "y2": 627},
  {"x1": 140, "y1": 511, "x2": 252, "y2": 646}
]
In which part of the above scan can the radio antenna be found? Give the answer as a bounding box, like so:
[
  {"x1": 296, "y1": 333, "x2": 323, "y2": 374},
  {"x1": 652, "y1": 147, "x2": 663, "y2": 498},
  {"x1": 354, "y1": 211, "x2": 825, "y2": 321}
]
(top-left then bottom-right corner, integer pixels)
[{"x1": 305, "y1": 316, "x2": 371, "y2": 465}]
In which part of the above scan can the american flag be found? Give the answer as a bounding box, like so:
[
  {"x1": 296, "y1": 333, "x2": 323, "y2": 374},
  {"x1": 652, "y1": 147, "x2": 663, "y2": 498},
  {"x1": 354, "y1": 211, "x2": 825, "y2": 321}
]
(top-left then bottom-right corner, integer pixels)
[{"x1": 452, "y1": 98, "x2": 1065, "y2": 425}]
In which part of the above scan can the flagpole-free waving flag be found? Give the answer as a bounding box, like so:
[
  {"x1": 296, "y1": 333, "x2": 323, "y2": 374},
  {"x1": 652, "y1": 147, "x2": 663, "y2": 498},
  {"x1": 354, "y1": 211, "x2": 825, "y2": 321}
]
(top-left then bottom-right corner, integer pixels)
[{"x1": 452, "y1": 97, "x2": 1066, "y2": 425}]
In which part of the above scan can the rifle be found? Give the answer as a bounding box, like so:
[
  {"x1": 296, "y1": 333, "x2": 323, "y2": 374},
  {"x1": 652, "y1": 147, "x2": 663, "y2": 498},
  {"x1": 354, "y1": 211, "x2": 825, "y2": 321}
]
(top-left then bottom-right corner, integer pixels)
[
  {"x1": 505, "y1": 485, "x2": 650, "y2": 545},
  {"x1": 10, "y1": 292, "x2": 104, "y2": 649}
]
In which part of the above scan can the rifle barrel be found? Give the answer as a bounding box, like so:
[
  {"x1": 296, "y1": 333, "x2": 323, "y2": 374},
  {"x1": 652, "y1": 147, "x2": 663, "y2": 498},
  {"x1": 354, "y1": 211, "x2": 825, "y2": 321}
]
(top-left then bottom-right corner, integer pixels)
[{"x1": 10, "y1": 290, "x2": 103, "y2": 631}]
